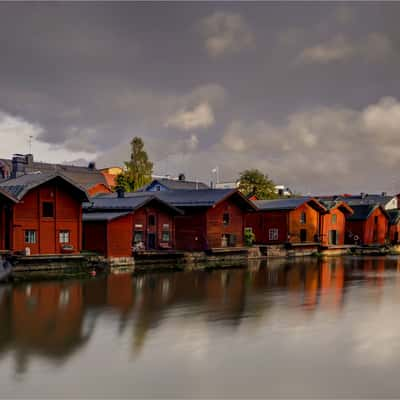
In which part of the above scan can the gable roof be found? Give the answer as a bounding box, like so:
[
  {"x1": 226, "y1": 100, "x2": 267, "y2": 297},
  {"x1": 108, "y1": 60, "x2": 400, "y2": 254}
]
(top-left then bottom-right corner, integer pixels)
[
  {"x1": 83, "y1": 193, "x2": 182, "y2": 215},
  {"x1": 0, "y1": 172, "x2": 90, "y2": 202},
  {"x1": 346, "y1": 204, "x2": 388, "y2": 221},
  {"x1": 137, "y1": 178, "x2": 209, "y2": 191},
  {"x1": 145, "y1": 189, "x2": 257, "y2": 211},
  {"x1": 318, "y1": 199, "x2": 354, "y2": 215},
  {"x1": 0, "y1": 158, "x2": 110, "y2": 191},
  {"x1": 253, "y1": 197, "x2": 326, "y2": 212},
  {"x1": 320, "y1": 194, "x2": 396, "y2": 208}
]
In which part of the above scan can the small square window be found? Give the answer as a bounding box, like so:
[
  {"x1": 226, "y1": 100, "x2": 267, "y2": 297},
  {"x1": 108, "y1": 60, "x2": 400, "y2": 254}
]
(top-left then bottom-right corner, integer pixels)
[
  {"x1": 300, "y1": 212, "x2": 306, "y2": 224},
  {"x1": 223, "y1": 213, "x2": 230, "y2": 226},
  {"x1": 59, "y1": 231, "x2": 70, "y2": 244},
  {"x1": 331, "y1": 214, "x2": 337, "y2": 224},
  {"x1": 162, "y1": 224, "x2": 170, "y2": 241},
  {"x1": 42, "y1": 202, "x2": 54, "y2": 218},
  {"x1": 25, "y1": 230, "x2": 36, "y2": 244}
]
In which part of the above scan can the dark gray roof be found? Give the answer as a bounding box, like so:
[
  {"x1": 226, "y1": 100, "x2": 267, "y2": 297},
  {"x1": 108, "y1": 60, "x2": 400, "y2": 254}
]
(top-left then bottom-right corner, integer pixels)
[
  {"x1": 91, "y1": 188, "x2": 256, "y2": 211},
  {"x1": 387, "y1": 209, "x2": 400, "y2": 225},
  {"x1": 143, "y1": 189, "x2": 256, "y2": 210},
  {"x1": 0, "y1": 158, "x2": 109, "y2": 190},
  {"x1": 346, "y1": 204, "x2": 387, "y2": 221},
  {"x1": 320, "y1": 194, "x2": 395, "y2": 207},
  {"x1": 82, "y1": 211, "x2": 131, "y2": 222},
  {"x1": 254, "y1": 197, "x2": 325, "y2": 211},
  {"x1": 137, "y1": 178, "x2": 209, "y2": 191},
  {"x1": 84, "y1": 193, "x2": 182, "y2": 214},
  {"x1": 317, "y1": 199, "x2": 354, "y2": 215},
  {"x1": 0, "y1": 172, "x2": 90, "y2": 201}
]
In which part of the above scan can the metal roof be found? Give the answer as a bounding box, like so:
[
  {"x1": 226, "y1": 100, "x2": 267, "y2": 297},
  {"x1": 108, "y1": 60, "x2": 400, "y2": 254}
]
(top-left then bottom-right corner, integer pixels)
[
  {"x1": 84, "y1": 193, "x2": 183, "y2": 214},
  {"x1": 137, "y1": 178, "x2": 209, "y2": 191},
  {"x1": 0, "y1": 172, "x2": 90, "y2": 201},
  {"x1": 0, "y1": 158, "x2": 109, "y2": 189},
  {"x1": 320, "y1": 194, "x2": 396, "y2": 207},
  {"x1": 147, "y1": 189, "x2": 256, "y2": 210},
  {"x1": 253, "y1": 197, "x2": 325, "y2": 211},
  {"x1": 346, "y1": 204, "x2": 387, "y2": 221},
  {"x1": 82, "y1": 211, "x2": 131, "y2": 222}
]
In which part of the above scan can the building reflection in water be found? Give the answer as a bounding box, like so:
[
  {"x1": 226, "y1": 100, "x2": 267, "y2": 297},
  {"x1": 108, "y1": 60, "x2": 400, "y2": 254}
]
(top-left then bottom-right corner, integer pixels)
[{"x1": 0, "y1": 255, "x2": 397, "y2": 375}]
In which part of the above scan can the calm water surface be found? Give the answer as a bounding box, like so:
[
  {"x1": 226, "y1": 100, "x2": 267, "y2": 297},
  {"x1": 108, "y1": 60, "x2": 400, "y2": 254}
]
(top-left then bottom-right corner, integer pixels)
[{"x1": 1, "y1": 256, "x2": 400, "y2": 398}]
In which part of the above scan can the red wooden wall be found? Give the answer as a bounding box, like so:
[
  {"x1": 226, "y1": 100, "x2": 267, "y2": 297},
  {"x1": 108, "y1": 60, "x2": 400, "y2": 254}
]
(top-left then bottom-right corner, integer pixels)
[
  {"x1": 174, "y1": 210, "x2": 207, "y2": 251},
  {"x1": 245, "y1": 211, "x2": 288, "y2": 244},
  {"x1": 320, "y1": 208, "x2": 347, "y2": 246},
  {"x1": 346, "y1": 207, "x2": 388, "y2": 245},
  {"x1": 11, "y1": 181, "x2": 82, "y2": 254}
]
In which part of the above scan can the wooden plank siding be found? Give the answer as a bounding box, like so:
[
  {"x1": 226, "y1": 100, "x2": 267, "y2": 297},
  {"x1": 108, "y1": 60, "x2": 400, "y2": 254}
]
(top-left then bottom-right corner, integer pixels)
[
  {"x1": 11, "y1": 181, "x2": 83, "y2": 254},
  {"x1": 345, "y1": 207, "x2": 389, "y2": 245},
  {"x1": 319, "y1": 207, "x2": 347, "y2": 246}
]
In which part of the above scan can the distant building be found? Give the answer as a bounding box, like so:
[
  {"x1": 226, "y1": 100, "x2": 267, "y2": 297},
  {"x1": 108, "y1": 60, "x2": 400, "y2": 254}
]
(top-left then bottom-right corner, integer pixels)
[
  {"x1": 320, "y1": 193, "x2": 398, "y2": 210},
  {"x1": 100, "y1": 166, "x2": 123, "y2": 189},
  {"x1": 215, "y1": 181, "x2": 239, "y2": 189},
  {"x1": 274, "y1": 185, "x2": 293, "y2": 197},
  {"x1": 0, "y1": 154, "x2": 112, "y2": 197},
  {"x1": 137, "y1": 174, "x2": 209, "y2": 192}
]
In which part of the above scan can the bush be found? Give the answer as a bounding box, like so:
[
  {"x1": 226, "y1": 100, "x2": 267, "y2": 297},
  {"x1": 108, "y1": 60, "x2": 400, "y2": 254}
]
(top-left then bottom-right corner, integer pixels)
[{"x1": 244, "y1": 228, "x2": 255, "y2": 246}]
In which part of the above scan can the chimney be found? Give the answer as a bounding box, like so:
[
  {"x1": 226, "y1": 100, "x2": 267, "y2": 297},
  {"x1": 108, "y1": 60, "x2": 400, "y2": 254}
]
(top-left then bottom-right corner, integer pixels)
[
  {"x1": 11, "y1": 154, "x2": 27, "y2": 178},
  {"x1": 178, "y1": 173, "x2": 185, "y2": 181},
  {"x1": 25, "y1": 154, "x2": 33, "y2": 166},
  {"x1": 360, "y1": 192, "x2": 367, "y2": 199},
  {"x1": 88, "y1": 161, "x2": 96, "y2": 170},
  {"x1": 116, "y1": 187, "x2": 125, "y2": 198}
]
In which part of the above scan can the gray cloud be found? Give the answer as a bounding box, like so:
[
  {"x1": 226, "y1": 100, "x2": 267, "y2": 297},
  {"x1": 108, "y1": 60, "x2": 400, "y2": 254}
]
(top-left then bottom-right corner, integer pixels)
[
  {"x1": 1, "y1": 3, "x2": 400, "y2": 194},
  {"x1": 198, "y1": 11, "x2": 255, "y2": 57}
]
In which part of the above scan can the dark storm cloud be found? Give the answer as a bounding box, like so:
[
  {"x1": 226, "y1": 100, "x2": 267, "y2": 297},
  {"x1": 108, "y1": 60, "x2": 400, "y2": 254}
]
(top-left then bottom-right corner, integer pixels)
[{"x1": 1, "y1": 2, "x2": 400, "y2": 193}]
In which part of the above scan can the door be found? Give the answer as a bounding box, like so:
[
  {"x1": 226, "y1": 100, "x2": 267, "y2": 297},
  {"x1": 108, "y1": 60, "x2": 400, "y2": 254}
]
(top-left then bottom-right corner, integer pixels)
[
  {"x1": 147, "y1": 233, "x2": 156, "y2": 249},
  {"x1": 329, "y1": 230, "x2": 337, "y2": 245},
  {"x1": 300, "y1": 229, "x2": 307, "y2": 242}
]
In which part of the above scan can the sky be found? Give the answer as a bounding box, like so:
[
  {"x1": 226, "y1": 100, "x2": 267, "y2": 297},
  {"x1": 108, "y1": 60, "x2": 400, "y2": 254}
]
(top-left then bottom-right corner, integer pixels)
[{"x1": 1, "y1": 2, "x2": 400, "y2": 194}]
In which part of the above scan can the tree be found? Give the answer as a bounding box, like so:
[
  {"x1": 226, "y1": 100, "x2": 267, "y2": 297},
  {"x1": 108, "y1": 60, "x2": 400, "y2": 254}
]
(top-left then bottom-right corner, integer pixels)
[
  {"x1": 115, "y1": 137, "x2": 153, "y2": 192},
  {"x1": 238, "y1": 169, "x2": 277, "y2": 200}
]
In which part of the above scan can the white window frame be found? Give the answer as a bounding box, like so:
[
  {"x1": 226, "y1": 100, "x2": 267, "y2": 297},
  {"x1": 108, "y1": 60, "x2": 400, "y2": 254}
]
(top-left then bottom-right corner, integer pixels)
[
  {"x1": 25, "y1": 230, "x2": 37, "y2": 244},
  {"x1": 268, "y1": 228, "x2": 279, "y2": 241},
  {"x1": 59, "y1": 231, "x2": 70, "y2": 244}
]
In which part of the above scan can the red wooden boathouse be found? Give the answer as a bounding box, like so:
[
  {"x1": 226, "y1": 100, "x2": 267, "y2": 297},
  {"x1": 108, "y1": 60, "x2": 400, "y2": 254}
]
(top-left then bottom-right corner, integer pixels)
[
  {"x1": 0, "y1": 173, "x2": 89, "y2": 255},
  {"x1": 345, "y1": 204, "x2": 389, "y2": 245},
  {"x1": 318, "y1": 200, "x2": 354, "y2": 246},
  {"x1": 82, "y1": 192, "x2": 182, "y2": 258},
  {"x1": 245, "y1": 197, "x2": 326, "y2": 245},
  {"x1": 150, "y1": 189, "x2": 257, "y2": 251}
]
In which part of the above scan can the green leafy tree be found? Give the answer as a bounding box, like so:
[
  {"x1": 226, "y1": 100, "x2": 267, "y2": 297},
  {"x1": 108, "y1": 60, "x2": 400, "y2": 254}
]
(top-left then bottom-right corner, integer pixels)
[
  {"x1": 238, "y1": 169, "x2": 277, "y2": 200},
  {"x1": 116, "y1": 137, "x2": 153, "y2": 192}
]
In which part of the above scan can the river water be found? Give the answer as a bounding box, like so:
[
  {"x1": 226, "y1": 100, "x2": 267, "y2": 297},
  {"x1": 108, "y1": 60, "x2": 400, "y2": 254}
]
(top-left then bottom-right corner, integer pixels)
[{"x1": 1, "y1": 256, "x2": 400, "y2": 398}]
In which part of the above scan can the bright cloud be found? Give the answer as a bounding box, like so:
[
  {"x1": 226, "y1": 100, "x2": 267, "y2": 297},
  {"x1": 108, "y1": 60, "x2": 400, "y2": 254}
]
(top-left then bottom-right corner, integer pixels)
[
  {"x1": 165, "y1": 102, "x2": 215, "y2": 131},
  {"x1": 0, "y1": 110, "x2": 97, "y2": 163}
]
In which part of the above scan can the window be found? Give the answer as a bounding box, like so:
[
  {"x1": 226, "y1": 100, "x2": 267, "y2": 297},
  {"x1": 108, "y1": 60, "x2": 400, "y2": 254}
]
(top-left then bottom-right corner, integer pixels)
[
  {"x1": 331, "y1": 214, "x2": 337, "y2": 224},
  {"x1": 374, "y1": 216, "x2": 378, "y2": 224},
  {"x1": 148, "y1": 215, "x2": 156, "y2": 226},
  {"x1": 269, "y1": 228, "x2": 279, "y2": 241},
  {"x1": 228, "y1": 234, "x2": 236, "y2": 246},
  {"x1": 300, "y1": 212, "x2": 306, "y2": 224},
  {"x1": 156, "y1": 185, "x2": 161, "y2": 191},
  {"x1": 134, "y1": 230, "x2": 143, "y2": 243},
  {"x1": 25, "y1": 230, "x2": 36, "y2": 244},
  {"x1": 42, "y1": 202, "x2": 54, "y2": 218},
  {"x1": 162, "y1": 224, "x2": 170, "y2": 241},
  {"x1": 59, "y1": 231, "x2": 70, "y2": 244},
  {"x1": 223, "y1": 213, "x2": 230, "y2": 226}
]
